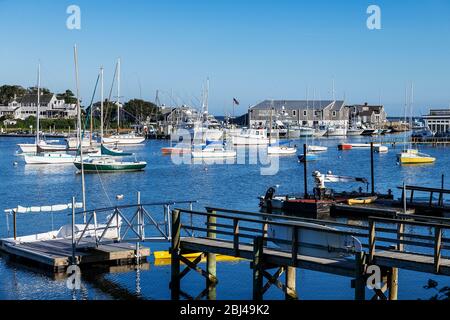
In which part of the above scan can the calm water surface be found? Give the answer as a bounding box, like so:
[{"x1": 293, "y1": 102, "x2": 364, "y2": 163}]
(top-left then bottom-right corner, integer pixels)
[{"x1": 0, "y1": 135, "x2": 449, "y2": 300}]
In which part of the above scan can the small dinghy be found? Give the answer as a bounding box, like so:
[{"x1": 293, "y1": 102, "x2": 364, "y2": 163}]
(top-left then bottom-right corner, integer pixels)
[{"x1": 347, "y1": 196, "x2": 378, "y2": 205}]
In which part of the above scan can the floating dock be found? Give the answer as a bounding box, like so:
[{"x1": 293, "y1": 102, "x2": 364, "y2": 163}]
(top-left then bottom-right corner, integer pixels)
[{"x1": 0, "y1": 238, "x2": 150, "y2": 272}]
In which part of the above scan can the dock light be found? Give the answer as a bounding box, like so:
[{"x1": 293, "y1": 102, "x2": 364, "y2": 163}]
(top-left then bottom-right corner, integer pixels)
[{"x1": 116, "y1": 194, "x2": 124, "y2": 200}]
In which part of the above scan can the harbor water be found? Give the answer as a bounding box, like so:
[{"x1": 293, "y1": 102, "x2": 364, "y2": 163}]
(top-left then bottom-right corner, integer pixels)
[{"x1": 0, "y1": 135, "x2": 449, "y2": 300}]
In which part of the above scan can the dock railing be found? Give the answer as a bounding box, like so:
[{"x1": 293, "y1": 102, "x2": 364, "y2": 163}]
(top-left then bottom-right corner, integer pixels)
[
  {"x1": 73, "y1": 199, "x2": 197, "y2": 248},
  {"x1": 173, "y1": 207, "x2": 365, "y2": 261},
  {"x1": 367, "y1": 215, "x2": 450, "y2": 273}
]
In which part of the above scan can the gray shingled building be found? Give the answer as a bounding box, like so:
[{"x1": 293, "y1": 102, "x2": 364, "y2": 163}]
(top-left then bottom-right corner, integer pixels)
[{"x1": 248, "y1": 100, "x2": 349, "y2": 127}]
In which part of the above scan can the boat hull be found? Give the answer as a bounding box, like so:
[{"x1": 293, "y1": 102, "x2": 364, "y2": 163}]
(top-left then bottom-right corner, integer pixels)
[
  {"x1": 267, "y1": 146, "x2": 297, "y2": 155},
  {"x1": 191, "y1": 150, "x2": 237, "y2": 158},
  {"x1": 103, "y1": 136, "x2": 145, "y2": 145},
  {"x1": 74, "y1": 161, "x2": 147, "y2": 172},
  {"x1": 24, "y1": 153, "x2": 77, "y2": 164}
]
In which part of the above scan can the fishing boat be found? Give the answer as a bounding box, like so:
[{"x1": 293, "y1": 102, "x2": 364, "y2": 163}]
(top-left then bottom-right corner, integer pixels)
[
  {"x1": 346, "y1": 127, "x2": 364, "y2": 136},
  {"x1": 326, "y1": 126, "x2": 347, "y2": 137},
  {"x1": 397, "y1": 149, "x2": 436, "y2": 164},
  {"x1": 229, "y1": 128, "x2": 270, "y2": 145},
  {"x1": 347, "y1": 196, "x2": 378, "y2": 205},
  {"x1": 74, "y1": 158, "x2": 147, "y2": 172},
  {"x1": 296, "y1": 126, "x2": 315, "y2": 137}
]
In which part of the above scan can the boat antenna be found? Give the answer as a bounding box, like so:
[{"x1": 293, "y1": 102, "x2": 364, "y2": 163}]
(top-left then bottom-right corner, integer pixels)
[
  {"x1": 36, "y1": 63, "x2": 41, "y2": 146},
  {"x1": 74, "y1": 44, "x2": 87, "y2": 219},
  {"x1": 117, "y1": 58, "x2": 121, "y2": 134},
  {"x1": 100, "y1": 66, "x2": 104, "y2": 143}
]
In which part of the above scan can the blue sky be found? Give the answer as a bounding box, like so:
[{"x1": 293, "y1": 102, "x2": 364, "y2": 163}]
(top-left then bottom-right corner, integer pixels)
[{"x1": 1, "y1": 0, "x2": 450, "y2": 116}]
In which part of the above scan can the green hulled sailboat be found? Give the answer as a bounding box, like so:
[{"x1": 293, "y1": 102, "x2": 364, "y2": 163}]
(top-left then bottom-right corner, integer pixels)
[{"x1": 74, "y1": 158, "x2": 146, "y2": 172}]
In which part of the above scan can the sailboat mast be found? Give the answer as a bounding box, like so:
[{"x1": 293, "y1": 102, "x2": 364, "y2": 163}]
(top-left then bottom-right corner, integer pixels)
[
  {"x1": 100, "y1": 67, "x2": 104, "y2": 141},
  {"x1": 74, "y1": 45, "x2": 87, "y2": 215},
  {"x1": 117, "y1": 58, "x2": 121, "y2": 133},
  {"x1": 269, "y1": 100, "x2": 273, "y2": 144},
  {"x1": 36, "y1": 63, "x2": 41, "y2": 145}
]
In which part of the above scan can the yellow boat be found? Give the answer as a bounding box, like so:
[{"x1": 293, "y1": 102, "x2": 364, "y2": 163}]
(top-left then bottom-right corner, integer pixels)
[
  {"x1": 347, "y1": 196, "x2": 378, "y2": 206},
  {"x1": 153, "y1": 251, "x2": 244, "y2": 266},
  {"x1": 397, "y1": 149, "x2": 436, "y2": 164}
]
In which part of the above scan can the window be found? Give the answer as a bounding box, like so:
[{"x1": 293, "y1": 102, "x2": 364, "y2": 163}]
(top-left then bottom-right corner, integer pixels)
[
  {"x1": 292, "y1": 110, "x2": 297, "y2": 116},
  {"x1": 303, "y1": 110, "x2": 307, "y2": 117},
  {"x1": 332, "y1": 111, "x2": 337, "y2": 117}
]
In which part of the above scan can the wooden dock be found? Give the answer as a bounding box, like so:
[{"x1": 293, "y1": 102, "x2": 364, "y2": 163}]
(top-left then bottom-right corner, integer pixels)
[
  {"x1": 169, "y1": 207, "x2": 450, "y2": 300},
  {"x1": 0, "y1": 238, "x2": 150, "y2": 272}
]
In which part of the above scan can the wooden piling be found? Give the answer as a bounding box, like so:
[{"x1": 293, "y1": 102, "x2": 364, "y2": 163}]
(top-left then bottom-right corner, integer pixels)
[
  {"x1": 13, "y1": 210, "x2": 17, "y2": 241},
  {"x1": 354, "y1": 252, "x2": 366, "y2": 301},
  {"x1": 285, "y1": 266, "x2": 297, "y2": 300},
  {"x1": 303, "y1": 144, "x2": 308, "y2": 198},
  {"x1": 206, "y1": 209, "x2": 217, "y2": 300},
  {"x1": 388, "y1": 267, "x2": 399, "y2": 300},
  {"x1": 370, "y1": 142, "x2": 375, "y2": 195},
  {"x1": 253, "y1": 236, "x2": 264, "y2": 300},
  {"x1": 170, "y1": 209, "x2": 181, "y2": 300}
]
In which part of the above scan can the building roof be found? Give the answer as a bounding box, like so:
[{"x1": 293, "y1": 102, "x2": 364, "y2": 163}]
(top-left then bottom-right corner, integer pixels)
[
  {"x1": 250, "y1": 100, "x2": 345, "y2": 111},
  {"x1": 18, "y1": 93, "x2": 54, "y2": 105}
]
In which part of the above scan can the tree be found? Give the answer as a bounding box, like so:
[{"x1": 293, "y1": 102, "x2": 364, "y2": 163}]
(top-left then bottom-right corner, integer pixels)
[
  {"x1": 0, "y1": 85, "x2": 27, "y2": 105},
  {"x1": 123, "y1": 99, "x2": 160, "y2": 123},
  {"x1": 27, "y1": 87, "x2": 51, "y2": 95},
  {"x1": 57, "y1": 89, "x2": 77, "y2": 104}
]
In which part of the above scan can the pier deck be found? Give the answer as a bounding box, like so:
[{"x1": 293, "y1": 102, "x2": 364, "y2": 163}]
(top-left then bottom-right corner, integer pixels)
[
  {"x1": 0, "y1": 238, "x2": 150, "y2": 272},
  {"x1": 170, "y1": 207, "x2": 450, "y2": 300}
]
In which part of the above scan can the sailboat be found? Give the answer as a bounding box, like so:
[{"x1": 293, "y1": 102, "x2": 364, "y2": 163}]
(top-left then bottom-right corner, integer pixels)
[
  {"x1": 74, "y1": 65, "x2": 147, "y2": 172},
  {"x1": 102, "y1": 59, "x2": 145, "y2": 146},
  {"x1": 302, "y1": 89, "x2": 327, "y2": 154},
  {"x1": 23, "y1": 64, "x2": 78, "y2": 165},
  {"x1": 266, "y1": 101, "x2": 297, "y2": 155},
  {"x1": 397, "y1": 84, "x2": 435, "y2": 165}
]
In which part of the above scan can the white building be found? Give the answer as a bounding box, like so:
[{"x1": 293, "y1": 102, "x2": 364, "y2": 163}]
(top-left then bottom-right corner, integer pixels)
[
  {"x1": 1, "y1": 94, "x2": 77, "y2": 120},
  {"x1": 423, "y1": 109, "x2": 450, "y2": 133}
]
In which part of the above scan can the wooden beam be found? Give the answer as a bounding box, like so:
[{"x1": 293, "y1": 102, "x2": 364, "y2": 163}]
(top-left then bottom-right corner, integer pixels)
[
  {"x1": 170, "y1": 209, "x2": 181, "y2": 300},
  {"x1": 388, "y1": 267, "x2": 399, "y2": 300},
  {"x1": 253, "y1": 237, "x2": 264, "y2": 300},
  {"x1": 206, "y1": 209, "x2": 217, "y2": 300},
  {"x1": 354, "y1": 252, "x2": 366, "y2": 301},
  {"x1": 285, "y1": 266, "x2": 297, "y2": 300},
  {"x1": 434, "y1": 226, "x2": 442, "y2": 274}
]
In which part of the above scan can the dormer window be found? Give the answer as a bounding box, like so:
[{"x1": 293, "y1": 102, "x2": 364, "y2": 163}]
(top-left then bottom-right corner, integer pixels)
[{"x1": 332, "y1": 111, "x2": 337, "y2": 117}]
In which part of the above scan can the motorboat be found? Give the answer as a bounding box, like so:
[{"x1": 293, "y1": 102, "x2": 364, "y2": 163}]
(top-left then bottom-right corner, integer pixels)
[{"x1": 230, "y1": 128, "x2": 270, "y2": 145}]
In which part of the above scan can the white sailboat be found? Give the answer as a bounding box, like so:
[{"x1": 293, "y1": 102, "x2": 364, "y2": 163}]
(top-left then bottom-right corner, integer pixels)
[
  {"x1": 266, "y1": 101, "x2": 297, "y2": 155},
  {"x1": 102, "y1": 59, "x2": 145, "y2": 146},
  {"x1": 23, "y1": 64, "x2": 78, "y2": 165},
  {"x1": 75, "y1": 65, "x2": 147, "y2": 172},
  {"x1": 306, "y1": 89, "x2": 328, "y2": 152}
]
